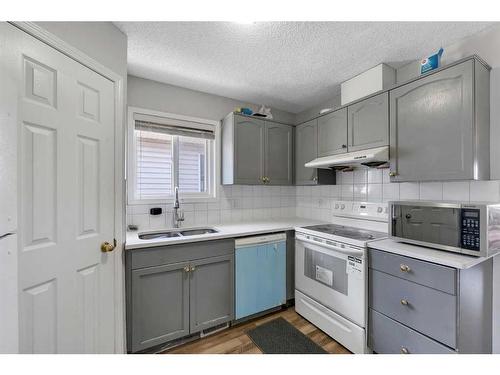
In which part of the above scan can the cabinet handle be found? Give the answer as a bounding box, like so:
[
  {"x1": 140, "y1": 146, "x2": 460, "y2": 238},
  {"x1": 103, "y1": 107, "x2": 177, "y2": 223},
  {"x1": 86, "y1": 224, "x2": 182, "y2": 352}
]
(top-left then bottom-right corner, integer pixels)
[
  {"x1": 389, "y1": 171, "x2": 397, "y2": 177},
  {"x1": 401, "y1": 347, "x2": 409, "y2": 354},
  {"x1": 400, "y1": 264, "x2": 411, "y2": 273},
  {"x1": 183, "y1": 266, "x2": 190, "y2": 273},
  {"x1": 190, "y1": 266, "x2": 196, "y2": 272},
  {"x1": 341, "y1": 144, "x2": 347, "y2": 149},
  {"x1": 261, "y1": 177, "x2": 265, "y2": 184},
  {"x1": 312, "y1": 176, "x2": 318, "y2": 182},
  {"x1": 265, "y1": 177, "x2": 270, "y2": 184},
  {"x1": 400, "y1": 299, "x2": 409, "y2": 306}
]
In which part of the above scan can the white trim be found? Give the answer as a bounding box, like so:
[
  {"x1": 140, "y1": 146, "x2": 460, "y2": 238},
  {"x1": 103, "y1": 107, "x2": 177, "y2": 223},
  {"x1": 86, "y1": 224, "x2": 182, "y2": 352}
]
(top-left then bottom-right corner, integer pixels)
[
  {"x1": 10, "y1": 21, "x2": 126, "y2": 354},
  {"x1": 127, "y1": 106, "x2": 221, "y2": 205}
]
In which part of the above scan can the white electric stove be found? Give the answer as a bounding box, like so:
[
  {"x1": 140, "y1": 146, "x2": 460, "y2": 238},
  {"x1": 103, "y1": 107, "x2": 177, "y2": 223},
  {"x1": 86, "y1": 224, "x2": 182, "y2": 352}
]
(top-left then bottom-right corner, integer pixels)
[{"x1": 294, "y1": 201, "x2": 388, "y2": 354}]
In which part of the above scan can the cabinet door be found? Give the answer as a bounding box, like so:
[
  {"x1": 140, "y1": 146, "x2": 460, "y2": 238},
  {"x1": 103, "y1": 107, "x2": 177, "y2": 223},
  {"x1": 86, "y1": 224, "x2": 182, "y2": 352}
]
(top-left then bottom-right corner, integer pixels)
[
  {"x1": 131, "y1": 262, "x2": 190, "y2": 352},
  {"x1": 265, "y1": 122, "x2": 293, "y2": 185},
  {"x1": 390, "y1": 60, "x2": 474, "y2": 182},
  {"x1": 295, "y1": 120, "x2": 318, "y2": 185},
  {"x1": 189, "y1": 254, "x2": 234, "y2": 334},
  {"x1": 317, "y1": 108, "x2": 348, "y2": 156},
  {"x1": 233, "y1": 116, "x2": 265, "y2": 184},
  {"x1": 348, "y1": 92, "x2": 389, "y2": 152}
]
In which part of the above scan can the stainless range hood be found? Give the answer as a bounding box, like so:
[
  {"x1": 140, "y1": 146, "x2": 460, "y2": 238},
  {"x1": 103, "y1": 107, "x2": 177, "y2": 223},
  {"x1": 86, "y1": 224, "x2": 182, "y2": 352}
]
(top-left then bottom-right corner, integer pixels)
[{"x1": 304, "y1": 146, "x2": 389, "y2": 169}]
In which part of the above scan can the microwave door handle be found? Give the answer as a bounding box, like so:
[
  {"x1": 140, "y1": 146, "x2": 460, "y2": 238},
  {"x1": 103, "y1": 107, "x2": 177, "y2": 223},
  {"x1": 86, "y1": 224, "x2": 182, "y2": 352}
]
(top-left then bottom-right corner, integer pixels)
[{"x1": 297, "y1": 236, "x2": 365, "y2": 257}]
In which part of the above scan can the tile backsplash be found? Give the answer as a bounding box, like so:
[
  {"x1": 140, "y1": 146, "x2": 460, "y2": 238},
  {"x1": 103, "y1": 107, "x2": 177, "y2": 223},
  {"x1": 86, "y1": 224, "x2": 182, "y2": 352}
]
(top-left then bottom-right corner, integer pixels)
[
  {"x1": 127, "y1": 168, "x2": 500, "y2": 230},
  {"x1": 296, "y1": 168, "x2": 500, "y2": 221},
  {"x1": 127, "y1": 185, "x2": 297, "y2": 230}
]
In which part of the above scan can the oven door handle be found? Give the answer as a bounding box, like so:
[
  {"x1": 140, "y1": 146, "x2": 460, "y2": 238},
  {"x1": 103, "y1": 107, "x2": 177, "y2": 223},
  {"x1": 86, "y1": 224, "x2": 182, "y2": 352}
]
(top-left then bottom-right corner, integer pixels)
[{"x1": 296, "y1": 236, "x2": 365, "y2": 257}]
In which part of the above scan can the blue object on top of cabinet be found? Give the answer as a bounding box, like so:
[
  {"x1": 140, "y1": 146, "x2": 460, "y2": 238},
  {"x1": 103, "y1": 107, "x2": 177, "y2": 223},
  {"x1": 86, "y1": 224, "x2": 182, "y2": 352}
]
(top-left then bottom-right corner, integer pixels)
[{"x1": 235, "y1": 234, "x2": 286, "y2": 320}]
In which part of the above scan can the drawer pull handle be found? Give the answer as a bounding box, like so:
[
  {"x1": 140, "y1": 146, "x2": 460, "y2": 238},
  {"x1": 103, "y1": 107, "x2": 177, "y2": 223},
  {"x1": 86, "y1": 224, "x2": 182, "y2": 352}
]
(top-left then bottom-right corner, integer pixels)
[
  {"x1": 400, "y1": 264, "x2": 411, "y2": 273},
  {"x1": 401, "y1": 347, "x2": 409, "y2": 354},
  {"x1": 183, "y1": 266, "x2": 190, "y2": 273},
  {"x1": 400, "y1": 299, "x2": 409, "y2": 306}
]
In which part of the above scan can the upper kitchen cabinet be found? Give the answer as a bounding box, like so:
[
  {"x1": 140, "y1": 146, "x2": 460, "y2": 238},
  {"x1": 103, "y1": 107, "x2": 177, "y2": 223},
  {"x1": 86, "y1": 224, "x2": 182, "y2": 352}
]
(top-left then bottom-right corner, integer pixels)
[
  {"x1": 347, "y1": 92, "x2": 389, "y2": 152},
  {"x1": 222, "y1": 113, "x2": 293, "y2": 185},
  {"x1": 389, "y1": 57, "x2": 490, "y2": 182},
  {"x1": 317, "y1": 107, "x2": 348, "y2": 156},
  {"x1": 295, "y1": 119, "x2": 336, "y2": 185},
  {"x1": 265, "y1": 122, "x2": 293, "y2": 185}
]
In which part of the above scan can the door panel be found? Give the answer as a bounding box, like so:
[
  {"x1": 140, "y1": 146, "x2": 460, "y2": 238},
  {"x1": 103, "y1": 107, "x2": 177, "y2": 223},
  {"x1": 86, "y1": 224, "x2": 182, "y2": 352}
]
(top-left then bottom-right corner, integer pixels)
[
  {"x1": 234, "y1": 116, "x2": 265, "y2": 184},
  {"x1": 131, "y1": 262, "x2": 190, "y2": 352},
  {"x1": 390, "y1": 60, "x2": 474, "y2": 181},
  {"x1": 317, "y1": 108, "x2": 347, "y2": 156},
  {"x1": 265, "y1": 122, "x2": 293, "y2": 185},
  {"x1": 295, "y1": 120, "x2": 318, "y2": 185},
  {"x1": 189, "y1": 255, "x2": 234, "y2": 333},
  {"x1": 348, "y1": 92, "x2": 389, "y2": 151},
  {"x1": 1, "y1": 23, "x2": 116, "y2": 353}
]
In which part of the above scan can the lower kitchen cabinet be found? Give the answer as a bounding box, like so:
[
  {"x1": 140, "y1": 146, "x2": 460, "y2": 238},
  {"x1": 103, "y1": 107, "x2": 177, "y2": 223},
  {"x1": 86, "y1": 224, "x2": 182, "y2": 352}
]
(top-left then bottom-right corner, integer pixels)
[
  {"x1": 368, "y1": 248, "x2": 493, "y2": 354},
  {"x1": 189, "y1": 254, "x2": 234, "y2": 333},
  {"x1": 131, "y1": 262, "x2": 190, "y2": 351},
  {"x1": 126, "y1": 239, "x2": 234, "y2": 353}
]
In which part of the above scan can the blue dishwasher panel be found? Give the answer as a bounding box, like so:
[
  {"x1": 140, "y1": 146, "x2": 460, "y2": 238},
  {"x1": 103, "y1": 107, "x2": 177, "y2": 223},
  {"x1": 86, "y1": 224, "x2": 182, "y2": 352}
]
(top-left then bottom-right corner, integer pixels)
[{"x1": 235, "y1": 241, "x2": 286, "y2": 320}]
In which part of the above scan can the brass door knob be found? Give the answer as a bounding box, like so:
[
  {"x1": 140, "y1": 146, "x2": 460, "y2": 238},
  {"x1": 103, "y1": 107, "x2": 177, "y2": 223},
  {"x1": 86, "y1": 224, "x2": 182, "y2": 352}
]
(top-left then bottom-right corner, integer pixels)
[{"x1": 100, "y1": 240, "x2": 116, "y2": 253}]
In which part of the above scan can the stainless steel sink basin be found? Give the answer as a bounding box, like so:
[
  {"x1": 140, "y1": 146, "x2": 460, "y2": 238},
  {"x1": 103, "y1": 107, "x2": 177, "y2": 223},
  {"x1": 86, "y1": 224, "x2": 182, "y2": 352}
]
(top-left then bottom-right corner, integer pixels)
[
  {"x1": 138, "y1": 231, "x2": 181, "y2": 240},
  {"x1": 180, "y1": 228, "x2": 218, "y2": 236},
  {"x1": 138, "y1": 227, "x2": 218, "y2": 240}
]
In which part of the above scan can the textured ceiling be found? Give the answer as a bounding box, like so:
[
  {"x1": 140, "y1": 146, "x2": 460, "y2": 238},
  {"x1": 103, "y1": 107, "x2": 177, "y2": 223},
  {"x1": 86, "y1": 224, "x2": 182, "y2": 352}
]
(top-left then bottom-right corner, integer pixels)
[{"x1": 115, "y1": 22, "x2": 494, "y2": 113}]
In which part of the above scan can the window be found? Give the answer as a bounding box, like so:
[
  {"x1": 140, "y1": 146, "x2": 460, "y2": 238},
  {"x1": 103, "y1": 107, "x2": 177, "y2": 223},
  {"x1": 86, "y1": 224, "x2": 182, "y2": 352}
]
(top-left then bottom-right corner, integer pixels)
[{"x1": 129, "y1": 110, "x2": 216, "y2": 203}]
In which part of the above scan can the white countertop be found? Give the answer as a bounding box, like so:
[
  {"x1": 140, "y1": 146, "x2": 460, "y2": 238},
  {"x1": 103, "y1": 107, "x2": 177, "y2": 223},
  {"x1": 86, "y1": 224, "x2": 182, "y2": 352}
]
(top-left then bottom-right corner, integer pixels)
[
  {"x1": 125, "y1": 217, "x2": 325, "y2": 250},
  {"x1": 368, "y1": 238, "x2": 496, "y2": 269}
]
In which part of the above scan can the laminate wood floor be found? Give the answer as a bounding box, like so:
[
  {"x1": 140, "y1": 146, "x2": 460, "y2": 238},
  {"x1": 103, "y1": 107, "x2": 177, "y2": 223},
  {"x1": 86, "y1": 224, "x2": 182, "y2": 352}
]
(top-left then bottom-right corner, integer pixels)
[{"x1": 162, "y1": 307, "x2": 351, "y2": 354}]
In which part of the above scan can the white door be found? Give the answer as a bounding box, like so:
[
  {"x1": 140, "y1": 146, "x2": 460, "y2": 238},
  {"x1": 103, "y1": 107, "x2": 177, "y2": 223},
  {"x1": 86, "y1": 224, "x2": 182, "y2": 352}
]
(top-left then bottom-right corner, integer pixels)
[{"x1": 0, "y1": 23, "x2": 117, "y2": 353}]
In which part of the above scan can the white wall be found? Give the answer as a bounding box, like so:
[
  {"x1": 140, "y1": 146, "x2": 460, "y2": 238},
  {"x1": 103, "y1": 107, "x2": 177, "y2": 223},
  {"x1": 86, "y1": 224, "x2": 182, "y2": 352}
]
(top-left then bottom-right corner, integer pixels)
[
  {"x1": 294, "y1": 93, "x2": 341, "y2": 125},
  {"x1": 128, "y1": 75, "x2": 296, "y2": 124},
  {"x1": 35, "y1": 22, "x2": 127, "y2": 79}
]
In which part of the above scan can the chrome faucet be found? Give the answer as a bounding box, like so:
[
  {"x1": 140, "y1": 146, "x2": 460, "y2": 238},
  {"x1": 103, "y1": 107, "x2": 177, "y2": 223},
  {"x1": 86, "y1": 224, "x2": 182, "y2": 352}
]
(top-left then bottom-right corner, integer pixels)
[{"x1": 172, "y1": 186, "x2": 184, "y2": 228}]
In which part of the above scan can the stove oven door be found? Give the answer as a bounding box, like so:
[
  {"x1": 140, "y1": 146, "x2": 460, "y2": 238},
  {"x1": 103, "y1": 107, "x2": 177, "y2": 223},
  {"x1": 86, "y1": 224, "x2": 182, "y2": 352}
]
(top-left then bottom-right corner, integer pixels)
[{"x1": 295, "y1": 234, "x2": 366, "y2": 327}]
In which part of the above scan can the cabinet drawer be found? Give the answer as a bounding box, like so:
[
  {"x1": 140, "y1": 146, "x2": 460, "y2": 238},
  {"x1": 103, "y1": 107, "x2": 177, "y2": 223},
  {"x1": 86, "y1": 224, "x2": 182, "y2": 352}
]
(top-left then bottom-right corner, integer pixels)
[
  {"x1": 369, "y1": 309, "x2": 455, "y2": 354},
  {"x1": 130, "y1": 239, "x2": 234, "y2": 269},
  {"x1": 369, "y1": 248, "x2": 456, "y2": 294},
  {"x1": 369, "y1": 269, "x2": 457, "y2": 348}
]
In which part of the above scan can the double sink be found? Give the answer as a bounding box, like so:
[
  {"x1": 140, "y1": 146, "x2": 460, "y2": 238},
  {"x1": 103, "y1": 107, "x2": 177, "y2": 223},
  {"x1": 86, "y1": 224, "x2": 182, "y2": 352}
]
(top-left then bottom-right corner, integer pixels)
[{"x1": 138, "y1": 227, "x2": 219, "y2": 240}]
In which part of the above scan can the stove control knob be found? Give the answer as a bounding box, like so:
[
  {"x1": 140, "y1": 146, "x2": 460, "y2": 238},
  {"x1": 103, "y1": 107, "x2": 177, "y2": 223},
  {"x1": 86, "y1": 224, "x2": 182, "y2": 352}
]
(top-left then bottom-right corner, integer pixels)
[
  {"x1": 377, "y1": 207, "x2": 383, "y2": 213},
  {"x1": 334, "y1": 204, "x2": 339, "y2": 209},
  {"x1": 340, "y1": 204, "x2": 345, "y2": 210}
]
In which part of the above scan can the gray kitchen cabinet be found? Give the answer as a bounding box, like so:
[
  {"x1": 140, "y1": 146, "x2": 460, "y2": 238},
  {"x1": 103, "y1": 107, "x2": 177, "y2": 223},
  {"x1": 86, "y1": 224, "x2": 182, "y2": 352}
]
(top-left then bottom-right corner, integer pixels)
[
  {"x1": 125, "y1": 239, "x2": 234, "y2": 353},
  {"x1": 265, "y1": 122, "x2": 293, "y2": 185},
  {"x1": 347, "y1": 92, "x2": 389, "y2": 152},
  {"x1": 221, "y1": 113, "x2": 293, "y2": 185},
  {"x1": 389, "y1": 57, "x2": 490, "y2": 182},
  {"x1": 317, "y1": 107, "x2": 348, "y2": 156},
  {"x1": 295, "y1": 119, "x2": 336, "y2": 185},
  {"x1": 130, "y1": 262, "x2": 190, "y2": 352},
  {"x1": 368, "y1": 248, "x2": 493, "y2": 354},
  {"x1": 189, "y1": 254, "x2": 234, "y2": 334}
]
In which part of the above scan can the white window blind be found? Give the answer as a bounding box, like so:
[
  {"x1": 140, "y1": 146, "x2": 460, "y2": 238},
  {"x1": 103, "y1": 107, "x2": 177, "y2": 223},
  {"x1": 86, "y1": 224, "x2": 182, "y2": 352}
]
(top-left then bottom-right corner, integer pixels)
[
  {"x1": 135, "y1": 129, "x2": 173, "y2": 199},
  {"x1": 133, "y1": 118, "x2": 215, "y2": 201}
]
